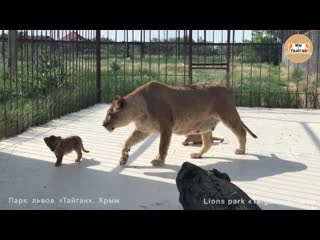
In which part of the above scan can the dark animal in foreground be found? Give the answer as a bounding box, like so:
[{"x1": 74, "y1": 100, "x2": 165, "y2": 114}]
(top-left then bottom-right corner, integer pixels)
[{"x1": 176, "y1": 162, "x2": 261, "y2": 210}]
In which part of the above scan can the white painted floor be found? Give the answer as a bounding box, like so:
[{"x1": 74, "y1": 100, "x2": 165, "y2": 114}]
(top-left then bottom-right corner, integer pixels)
[{"x1": 1, "y1": 104, "x2": 320, "y2": 210}]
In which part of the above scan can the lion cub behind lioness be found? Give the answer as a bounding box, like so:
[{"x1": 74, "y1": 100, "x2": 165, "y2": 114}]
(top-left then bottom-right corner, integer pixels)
[
  {"x1": 44, "y1": 135, "x2": 89, "y2": 167},
  {"x1": 182, "y1": 133, "x2": 224, "y2": 145}
]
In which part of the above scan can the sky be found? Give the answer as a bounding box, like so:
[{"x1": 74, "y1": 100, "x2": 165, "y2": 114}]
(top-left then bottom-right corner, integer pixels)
[
  {"x1": 3, "y1": 30, "x2": 253, "y2": 43},
  {"x1": 100, "y1": 30, "x2": 253, "y2": 43}
]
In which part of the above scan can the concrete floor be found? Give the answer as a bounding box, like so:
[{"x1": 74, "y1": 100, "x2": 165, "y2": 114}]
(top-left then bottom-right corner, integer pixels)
[{"x1": 1, "y1": 104, "x2": 320, "y2": 210}]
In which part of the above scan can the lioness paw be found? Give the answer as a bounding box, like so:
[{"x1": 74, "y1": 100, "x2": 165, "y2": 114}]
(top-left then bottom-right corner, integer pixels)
[
  {"x1": 151, "y1": 159, "x2": 165, "y2": 166},
  {"x1": 119, "y1": 154, "x2": 129, "y2": 166},
  {"x1": 119, "y1": 159, "x2": 127, "y2": 166},
  {"x1": 235, "y1": 148, "x2": 245, "y2": 154},
  {"x1": 191, "y1": 153, "x2": 202, "y2": 158},
  {"x1": 182, "y1": 140, "x2": 189, "y2": 146}
]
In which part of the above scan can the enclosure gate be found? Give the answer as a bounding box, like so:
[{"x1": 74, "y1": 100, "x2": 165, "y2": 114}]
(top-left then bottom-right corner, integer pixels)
[{"x1": 188, "y1": 30, "x2": 231, "y2": 88}]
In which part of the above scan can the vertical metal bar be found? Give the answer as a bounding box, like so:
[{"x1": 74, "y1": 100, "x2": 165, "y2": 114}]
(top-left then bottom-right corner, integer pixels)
[
  {"x1": 86, "y1": 30, "x2": 89, "y2": 105},
  {"x1": 79, "y1": 30, "x2": 82, "y2": 108},
  {"x1": 131, "y1": 30, "x2": 134, "y2": 90},
  {"x1": 188, "y1": 30, "x2": 192, "y2": 84},
  {"x1": 44, "y1": 30, "x2": 48, "y2": 120},
  {"x1": 25, "y1": 30, "x2": 31, "y2": 127},
  {"x1": 269, "y1": 31, "x2": 272, "y2": 107},
  {"x1": 178, "y1": 30, "x2": 180, "y2": 60},
  {"x1": 75, "y1": 30, "x2": 80, "y2": 110},
  {"x1": 96, "y1": 30, "x2": 101, "y2": 103},
  {"x1": 115, "y1": 30, "x2": 118, "y2": 94},
  {"x1": 204, "y1": 30, "x2": 207, "y2": 65},
  {"x1": 36, "y1": 30, "x2": 39, "y2": 124},
  {"x1": 78, "y1": 29, "x2": 81, "y2": 109},
  {"x1": 240, "y1": 30, "x2": 244, "y2": 105},
  {"x1": 2, "y1": 30, "x2": 7, "y2": 137},
  {"x1": 39, "y1": 29, "x2": 44, "y2": 121},
  {"x1": 57, "y1": 30, "x2": 61, "y2": 116},
  {"x1": 278, "y1": 30, "x2": 282, "y2": 107},
  {"x1": 149, "y1": 30, "x2": 151, "y2": 83},
  {"x1": 81, "y1": 30, "x2": 85, "y2": 108},
  {"x1": 48, "y1": 30, "x2": 52, "y2": 117},
  {"x1": 287, "y1": 48, "x2": 290, "y2": 107},
  {"x1": 315, "y1": 31, "x2": 319, "y2": 109},
  {"x1": 140, "y1": 30, "x2": 143, "y2": 85},
  {"x1": 250, "y1": 30, "x2": 253, "y2": 106},
  {"x1": 126, "y1": 30, "x2": 130, "y2": 58},
  {"x1": 72, "y1": 30, "x2": 75, "y2": 110},
  {"x1": 220, "y1": 30, "x2": 223, "y2": 65},
  {"x1": 175, "y1": 30, "x2": 178, "y2": 85},
  {"x1": 259, "y1": 31, "x2": 263, "y2": 107},
  {"x1": 106, "y1": 31, "x2": 110, "y2": 101},
  {"x1": 157, "y1": 30, "x2": 160, "y2": 81},
  {"x1": 53, "y1": 30, "x2": 57, "y2": 116},
  {"x1": 183, "y1": 30, "x2": 187, "y2": 84},
  {"x1": 20, "y1": 30, "x2": 24, "y2": 131},
  {"x1": 123, "y1": 30, "x2": 126, "y2": 93},
  {"x1": 15, "y1": 30, "x2": 19, "y2": 133},
  {"x1": 231, "y1": 30, "x2": 235, "y2": 89},
  {"x1": 93, "y1": 30, "x2": 96, "y2": 104},
  {"x1": 30, "y1": 30, "x2": 34, "y2": 124},
  {"x1": 83, "y1": 30, "x2": 87, "y2": 107},
  {"x1": 197, "y1": 30, "x2": 199, "y2": 64},
  {"x1": 212, "y1": 30, "x2": 215, "y2": 67},
  {"x1": 226, "y1": 30, "x2": 231, "y2": 88},
  {"x1": 60, "y1": 30, "x2": 64, "y2": 115},
  {"x1": 165, "y1": 30, "x2": 168, "y2": 84},
  {"x1": 306, "y1": 30, "x2": 310, "y2": 108},
  {"x1": 8, "y1": 32, "x2": 13, "y2": 113},
  {"x1": 68, "y1": 29, "x2": 71, "y2": 112},
  {"x1": 92, "y1": 30, "x2": 95, "y2": 104}
]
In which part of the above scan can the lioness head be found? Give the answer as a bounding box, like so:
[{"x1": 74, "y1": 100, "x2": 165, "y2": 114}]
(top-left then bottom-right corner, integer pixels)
[
  {"x1": 44, "y1": 135, "x2": 62, "y2": 152},
  {"x1": 103, "y1": 95, "x2": 132, "y2": 132}
]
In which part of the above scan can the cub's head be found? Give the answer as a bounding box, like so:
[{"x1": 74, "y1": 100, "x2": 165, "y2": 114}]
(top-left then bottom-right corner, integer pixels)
[
  {"x1": 102, "y1": 95, "x2": 132, "y2": 132},
  {"x1": 44, "y1": 135, "x2": 61, "y2": 152}
]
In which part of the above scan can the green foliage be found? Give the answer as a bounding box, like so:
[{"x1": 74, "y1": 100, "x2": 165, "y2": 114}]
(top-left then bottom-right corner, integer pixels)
[
  {"x1": 291, "y1": 68, "x2": 304, "y2": 82},
  {"x1": 110, "y1": 61, "x2": 121, "y2": 75},
  {"x1": 241, "y1": 30, "x2": 282, "y2": 65}
]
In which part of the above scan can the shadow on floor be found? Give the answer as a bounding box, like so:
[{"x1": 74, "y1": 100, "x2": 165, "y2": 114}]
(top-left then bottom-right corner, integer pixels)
[
  {"x1": 127, "y1": 153, "x2": 307, "y2": 182},
  {"x1": 0, "y1": 152, "x2": 179, "y2": 210}
]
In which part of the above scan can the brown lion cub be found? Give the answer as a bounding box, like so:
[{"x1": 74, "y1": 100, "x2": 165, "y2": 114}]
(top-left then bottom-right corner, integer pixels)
[
  {"x1": 44, "y1": 135, "x2": 89, "y2": 167},
  {"x1": 182, "y1": 134, "x2": 224, "y2": 146}
]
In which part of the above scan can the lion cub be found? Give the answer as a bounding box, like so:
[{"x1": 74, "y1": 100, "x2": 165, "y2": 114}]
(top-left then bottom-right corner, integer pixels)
[
  {"x1": 44, "y1": 135, "x2": 89, "y2": 167},
  {"x1": 182, "y1": 134, "x2": 224, "y2": 146}
]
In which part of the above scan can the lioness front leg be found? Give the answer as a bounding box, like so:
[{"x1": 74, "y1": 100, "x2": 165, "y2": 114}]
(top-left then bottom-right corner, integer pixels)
[
  {"x1": 151, "y1": 129, "x2": 172, "y2": 166},
  {"x1": 120, "y1": 130, "x2": 150, "y2": 166},
  {"x1": 191, "y1": 132, "x2": 212, "y2": 158}
]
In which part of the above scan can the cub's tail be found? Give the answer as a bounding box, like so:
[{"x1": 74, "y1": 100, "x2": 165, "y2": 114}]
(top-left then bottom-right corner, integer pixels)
[{"x1": 80, "y1": 139, "x2": 90, "y2": 153}]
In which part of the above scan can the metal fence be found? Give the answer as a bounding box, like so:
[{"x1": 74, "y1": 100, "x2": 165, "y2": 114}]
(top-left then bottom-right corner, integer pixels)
[
  {"x1": 101, "y1": 30, "x2": 320, "y2": 109},
  {"x1": 1, "y1": 30, "x2": 319, "y2": 140},
  {"x1": 0, "y1": 30, "x2": 97, "y2": 139}
]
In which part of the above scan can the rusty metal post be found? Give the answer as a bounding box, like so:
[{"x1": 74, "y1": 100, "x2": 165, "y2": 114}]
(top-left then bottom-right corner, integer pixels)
[
  {"x1": 226, "y1": 30, "x2": 231, "y2": 88},
  {"x1": 96, "y1": 30, "x2": 101, "y2": 103},
  {"x1": 188, "y1": 30, "x2": 192, "y2": 84},
  {"x1": 8, "y1": 30, "x2": 18, "y2": 75}
]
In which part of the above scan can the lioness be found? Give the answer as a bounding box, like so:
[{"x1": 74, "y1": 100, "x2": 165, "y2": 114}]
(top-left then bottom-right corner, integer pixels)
[{"x1": 102, "y1": 81, "x2": 257, "y2": 166}]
